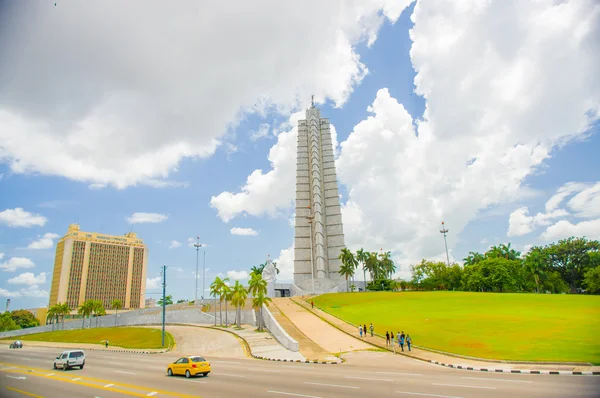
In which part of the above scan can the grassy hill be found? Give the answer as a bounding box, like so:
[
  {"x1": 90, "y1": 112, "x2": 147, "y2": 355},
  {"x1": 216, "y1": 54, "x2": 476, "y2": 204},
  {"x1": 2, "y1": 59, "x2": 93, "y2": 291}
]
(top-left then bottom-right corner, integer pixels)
[{"x1": 311, "y1": 291, "x2": 600, "y2": 364}]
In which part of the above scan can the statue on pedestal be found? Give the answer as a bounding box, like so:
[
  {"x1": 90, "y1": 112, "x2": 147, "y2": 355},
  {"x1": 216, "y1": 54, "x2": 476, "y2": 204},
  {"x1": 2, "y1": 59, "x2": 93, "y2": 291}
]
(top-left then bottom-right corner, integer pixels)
[{"x1": 262, "y1": 256, "x2": 277, "y2": 297}]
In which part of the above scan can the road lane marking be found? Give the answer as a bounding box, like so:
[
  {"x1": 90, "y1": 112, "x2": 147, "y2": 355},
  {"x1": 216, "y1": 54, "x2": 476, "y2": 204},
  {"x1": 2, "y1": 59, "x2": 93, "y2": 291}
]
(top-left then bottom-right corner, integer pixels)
[
  {"x1": 46, "y1": 373, "x2": 55, "y2": 376},
  {"x1": 217, "y1": 373, "x2": 245, "y2": 378},
  {"x1": 247, "y1": 369, "x2": 281, "y2": 373},
  {"x1": 72, "y1": 377, "x2": 82, "y2": 381},
  {"x1": 397, "y1": 392, "x2": 464, "y2": 398},
  {"x1": 268, "y1": 391, "x2": 321, "y2": 398},
  {"x1": 304, "y1": 382, "x2": 358, "y2": 389},
  {"x1": 6, "y1": 375, "x2": 27, "y2": 380},
  {"x1": 432, "y1": 383, "x2": 496, "y2": 390},
  {"x1": 115, "y1": 371, "x2": 136, "y2": 375},
  {"x1": 104, "y1": 384, "x2": 114, "y2": 387},
  {"x1": 2, "y1": 367, "x2": 16, "y2": 370},
  {"x1": 345, "y1": 376, "x2": 393, "y2": 382},
  {"x1": 147, "y1": 393, "x2": 158, "y2": 396},
  {"x1": 377, "y1": 372, "x2": 423, "y2": 376},
  {"x1": 462, "y1": 376, "x2": 533, "y2": 383},
  {"x1": 211, "y1": 361, "x2": 242, "y2": 364},
  {"x1": 5, "y1": 386, "x2": 43, "y2": 397}
]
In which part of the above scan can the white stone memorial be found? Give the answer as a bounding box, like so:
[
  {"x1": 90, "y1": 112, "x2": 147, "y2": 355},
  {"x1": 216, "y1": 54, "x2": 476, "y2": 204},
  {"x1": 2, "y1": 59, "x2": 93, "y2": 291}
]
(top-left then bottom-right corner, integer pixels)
[{"x1": 262, "y1": 257, "x2": 277, "y2": 298}]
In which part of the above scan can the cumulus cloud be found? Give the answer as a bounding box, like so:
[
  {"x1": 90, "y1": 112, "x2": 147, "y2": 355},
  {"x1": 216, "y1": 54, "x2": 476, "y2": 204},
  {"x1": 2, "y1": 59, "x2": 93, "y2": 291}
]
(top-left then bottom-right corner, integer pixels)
[
  {"x1": 507, "y1": 207, "x2": 569, "y2": 237},
  {"x1": 0, "y1": 284, "x2": 48, "y2": 298},
  {"x1": 168, "y1": 240, "x2": 182, "y2": 249},
  {"x1": 564, "y1": 182, "x2": 600, "y2": 218},
  {"x1": 126, "y1": 212, "x2": 167, "y2": 224},
  {"x1": 226, "y1": 270, "x2": 249, "y2": 280},
  {"x1": 541, "y1": 219, "x2": 600, "y2": 242},
  {"x1": 0, "y1": 257, "x2": 36, "y2": 272},
  {"x1": 146, "y1": 276, "x2": 162, "y2": 290},
  {"x1": 250, "y1": 123, "x2": 271, "y2": 141},
  {"x1": 27, "y1": 232, "x2": 60, "y2": 249},
  {"x1": 230, "y1": 227, "x2": 258, "y2": 236},
  {"x1": 0, "y1": 0, "x2": 409, "y2": 189},
  {"x1": 0, "y1": 208, "x2": 47, "y2": 228},
  {"x1": 220, "y1": 1, "x2": 600, "y2": 267},
  {"x1": 274, "y1": 243, "x2": 294, "y2": 282},
  {"x1": 8, "y1": 272, "x2": 47, "y2": 285}
]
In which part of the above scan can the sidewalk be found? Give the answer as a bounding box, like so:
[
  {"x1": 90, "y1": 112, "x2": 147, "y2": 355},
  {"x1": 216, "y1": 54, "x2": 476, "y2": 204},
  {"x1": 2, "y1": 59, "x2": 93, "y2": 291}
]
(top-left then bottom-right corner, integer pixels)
[
  {"x1": 291, "y1": 297, "x2": 600, "y2": 375},
  {"x1": 226, "y1": 325, "x2": 305, "y2": 362}
]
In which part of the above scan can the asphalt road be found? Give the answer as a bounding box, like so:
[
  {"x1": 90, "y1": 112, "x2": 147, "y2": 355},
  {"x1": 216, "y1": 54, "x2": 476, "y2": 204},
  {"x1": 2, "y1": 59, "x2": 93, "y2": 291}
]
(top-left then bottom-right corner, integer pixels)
[{"x1": 0, "y1": 346, "x2": 597, "y2": 398}]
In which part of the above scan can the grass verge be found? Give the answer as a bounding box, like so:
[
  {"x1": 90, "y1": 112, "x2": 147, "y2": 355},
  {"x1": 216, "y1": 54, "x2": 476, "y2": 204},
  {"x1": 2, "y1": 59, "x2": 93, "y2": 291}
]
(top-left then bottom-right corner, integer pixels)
[
  {"x1": 2, "y1": 327, "x2": 174, "y2": 350},
  {"x1": 311, "y1": 291, "x2": 600, "y2": 364}
]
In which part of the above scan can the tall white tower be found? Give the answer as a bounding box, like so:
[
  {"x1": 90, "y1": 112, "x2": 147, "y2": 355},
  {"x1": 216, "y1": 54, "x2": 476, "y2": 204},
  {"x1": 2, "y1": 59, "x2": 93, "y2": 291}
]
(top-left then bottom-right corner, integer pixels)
[{"x1": 293, "y1": 97, "x2": 346, "y2": 292}]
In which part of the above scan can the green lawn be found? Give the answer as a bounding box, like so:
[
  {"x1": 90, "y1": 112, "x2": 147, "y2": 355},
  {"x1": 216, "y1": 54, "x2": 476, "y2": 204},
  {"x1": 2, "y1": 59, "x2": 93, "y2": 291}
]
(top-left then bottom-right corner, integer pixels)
[
  {"x1": 2, "y1": 327, "x2": 174, "y2": 349},
  {"x1": 311, "y1": 291, "x2": 600, "y2": 364}
]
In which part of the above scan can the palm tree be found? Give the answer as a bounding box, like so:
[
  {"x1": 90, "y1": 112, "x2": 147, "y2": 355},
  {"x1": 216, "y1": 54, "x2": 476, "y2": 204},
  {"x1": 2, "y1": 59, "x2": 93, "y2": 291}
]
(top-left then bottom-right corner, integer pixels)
[
  {"x1": 379, "y1": 251, "x2": 395, "y2": 279},
  {"x1": 47, "y1": 305, "x2": 59, "y2": 331},
  {"x1": 339, "y1": 248, "x2": 357, "y2": 292},
  {"x1": 356, "y1": 248, "x2": 368, "y2": 289},
  {"x1": 252, "y1": 291, "x2": 272, "y2": 332},
  {"x1": 210, "y1": 277, "x2": 222, "y2": 325},
  {"x1": 231, "y1": 281, "x2": 248, "y2": 328},
  {"x1": 57, "y1": 303, "x2": 70, "y2": 330},
  {"x1": 90, "y1": 300, "x2": 105, "y2": 328},
  {"x1": 111, "y1": 299, "x2": 123, "y2": 326},
  {"x1": 248, "y1": 272, "x2": 267, "y2": 297},
  {"x1": 365, "y1": 252, "x2": 379, "y2": 281},
  {"x1": 77, "y1": 301, "x2": 93, "y2": 329},
  {"x1": 222, "y1": 283, "x2": 232, "y2": 326}
]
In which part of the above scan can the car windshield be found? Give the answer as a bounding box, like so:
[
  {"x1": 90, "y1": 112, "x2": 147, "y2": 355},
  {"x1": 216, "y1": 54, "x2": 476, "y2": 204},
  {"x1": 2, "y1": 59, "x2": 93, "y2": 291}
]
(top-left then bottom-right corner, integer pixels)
[{"x1": 190, "y1": 356, "x2": 206, "y2": 362}]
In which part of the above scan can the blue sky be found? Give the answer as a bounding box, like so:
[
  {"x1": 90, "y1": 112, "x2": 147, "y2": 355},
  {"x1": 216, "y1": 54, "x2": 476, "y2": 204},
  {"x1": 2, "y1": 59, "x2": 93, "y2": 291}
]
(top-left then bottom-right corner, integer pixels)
[{"x1": 1, "y1": 1, "x2": 599, "y2": 309}]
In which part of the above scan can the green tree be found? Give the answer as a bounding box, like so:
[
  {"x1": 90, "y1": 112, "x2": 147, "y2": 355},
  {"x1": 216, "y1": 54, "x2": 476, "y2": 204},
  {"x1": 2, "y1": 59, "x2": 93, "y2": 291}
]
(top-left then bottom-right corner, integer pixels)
[
  {"x1": 0, "y1": 312, "x2": 19, "y2": 332},
  {"x1": 157, "y1": 295, "x2": 173, "y2": 306},
  {"x1": 210, "y1": 278, "x2": 222, "y2": 324},
  {"x1": 78, "y1": 301, "x2": 93, "y2": 329},
  {"x1": 252, "y1": 291, "x2": 272, "y2": 332},
  {"x1": 10, "y1": 309, "x2": 39, "y2": 329},
  {"x1": 111, "y1": 299, "x2": 123, "y2": 326},
  {"x1": 338, "y1": 248, "x2": 357, "y2": 292},
  {"x1": 356, "y1": 248, "x2": 368, "y2": 288},
  {"x1": 57, "y1": 302, "x2": 70, "y2": 330},
  {"x1": 231, "y1": 281, "x2": 248, "y2": 328},
  {"x1": 222, "y1": 283, "x2": 232, "y2": 326},
  {"x1": 545, "y1": 237, "x2": 600, "y2": 293},
  {"x1": 583, "y1": 266, "x2": 600, "y2": 294}
]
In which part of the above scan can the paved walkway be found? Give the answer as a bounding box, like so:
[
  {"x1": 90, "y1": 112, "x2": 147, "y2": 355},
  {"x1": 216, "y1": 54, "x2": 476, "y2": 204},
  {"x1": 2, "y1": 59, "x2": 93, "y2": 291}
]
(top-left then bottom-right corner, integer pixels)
[
  {"x1": 227, "y1": 325, "x2": 305, "y2": 362},
  {"x1": 271, "y1": 298, "x2": 371, "y2": 362},
  {"x1": 291, "y1": 297, "x2": 600, "y2": 373}
]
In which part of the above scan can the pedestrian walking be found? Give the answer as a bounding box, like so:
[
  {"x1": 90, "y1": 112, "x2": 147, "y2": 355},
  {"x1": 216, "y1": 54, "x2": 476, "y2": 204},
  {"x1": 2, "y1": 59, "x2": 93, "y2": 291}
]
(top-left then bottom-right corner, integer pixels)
[
  {"x1": 390, "y1": 332, "x2": 394, "y2": 347},
  {"x1": 105, "y1": 340, "x2": 109, "y2": 348},
  {"x1": 385, "y1": 331, "x2": 390, "y2": 346},
  {"x1": 399, "y1": 334, "x2": 405, "y2": 351},
  {"x1": 406, "y1": 334, "x2": 412, "y2": 351},
  {"x1": 369, "y1": 323, "x2": 374, "y2": 337},
  {"x1": 311, "y1": 301, "x2": 314, "y2": 309},
  {"x1": 359, "y1": 325, "x2": 363, "y2": 338},
  {"x1": 363, "y1": 324, "x2": 367, "y2": 337}
]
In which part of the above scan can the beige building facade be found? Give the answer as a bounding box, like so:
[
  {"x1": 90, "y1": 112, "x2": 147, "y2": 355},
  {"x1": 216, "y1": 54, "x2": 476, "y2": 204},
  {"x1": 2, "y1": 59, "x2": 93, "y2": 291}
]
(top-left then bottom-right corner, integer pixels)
[{"x1": 49, "y1": 224, "x2": 148, "y2": 310}]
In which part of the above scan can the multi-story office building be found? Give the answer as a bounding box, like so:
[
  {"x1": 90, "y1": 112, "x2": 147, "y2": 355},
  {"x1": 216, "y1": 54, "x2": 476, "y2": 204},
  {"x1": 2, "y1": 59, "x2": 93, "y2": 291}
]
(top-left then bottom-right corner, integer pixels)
[{"x1": 49, "y1": 224, "x2": 148, "y2": 310}]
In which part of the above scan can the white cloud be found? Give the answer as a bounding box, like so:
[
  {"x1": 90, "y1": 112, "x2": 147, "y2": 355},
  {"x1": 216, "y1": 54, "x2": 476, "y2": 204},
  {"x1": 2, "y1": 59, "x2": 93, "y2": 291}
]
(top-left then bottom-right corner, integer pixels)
[
  {"x1": 226, "y1": 270, "x2": 249, "y2": 280},
  {"x1": 168, "y1": 240, "x2": 182, "y2": 249},
  {"x1": 0, "y1": 288, "x2": 18, "y2": 297},
  {"x1": 230, "y1": 227, "x2": 258, "y2": 236},
  {"x1": 540, "y1": 218, "x2": 600, "y2": 242},
  {"x1": 545, "y1": 182, "x2": 590, "y2": 212},
  {"x1": 0, "y1": 253, "x2": 4, "y2": 260},
  {"x1": 566, "y1": 182, "x2": 600, "y2": 218},
  {"x1": 0, "y1": 257, "x2": 36, "y2": 272},
  {"x1": 0, "y1": 1, "x2": 409, "y2": 189},
  {"x1": 8, "y1": 272, "x2": 47, "y2": 285},
  {"x1": 250, "y1": 123, "x2": 271, "y2": 141},
  {"x1": 0, "y1": 208, "x2": 47, "y2": 228},
  {"x1": 146, "y1": 276, "x2": 162, "y2": 290},
  {"x1": 244, "y1": 0, "x2": 599, "y2": 267},
  {"x1": 126, "y1": 212, "x2": 167, "y2": 224},
  {"x1": 507, "y1": 207, "x2": 569, "y2": 237},
  {"x1": 0, "y1": 284, "x2": 48, "y2": 298},
  {"x1": 274, "y1": 243, "x2": 294, "y2": 282},
  {"x1": 27, "y1": 232, "x2": 60, "y2": 249}
]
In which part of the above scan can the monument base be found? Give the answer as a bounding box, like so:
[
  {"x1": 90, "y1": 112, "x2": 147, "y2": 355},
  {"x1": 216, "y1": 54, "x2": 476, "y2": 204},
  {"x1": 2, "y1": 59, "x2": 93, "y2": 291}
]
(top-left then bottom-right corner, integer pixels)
[{"x1": 293, "y1": 274, "x2": 345, "y2": 294}]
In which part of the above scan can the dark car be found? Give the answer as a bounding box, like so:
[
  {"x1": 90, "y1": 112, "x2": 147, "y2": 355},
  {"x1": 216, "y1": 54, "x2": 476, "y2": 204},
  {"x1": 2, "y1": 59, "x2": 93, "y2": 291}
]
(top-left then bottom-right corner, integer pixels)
[{"x1": 9, "y1": 340, "x2": 23, "y2": 349}]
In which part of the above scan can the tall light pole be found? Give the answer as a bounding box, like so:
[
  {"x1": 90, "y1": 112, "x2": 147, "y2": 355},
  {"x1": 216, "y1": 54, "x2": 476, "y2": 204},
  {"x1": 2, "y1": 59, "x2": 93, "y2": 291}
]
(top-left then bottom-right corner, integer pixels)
[
  {"x1": 302, "y1": 206, "x2": 315, "y2": 295},
  {"x1": 193, "y1": 237, "x2": 202, "y2": 305},
  {"x1": 202, "y1": 248, "x2": 206, "y2": 301},
  {"x1": 161, "y1": 265, "x2": 168, "y2": 347},
  {"x1": 440, "y1": 221, "x2": 450, "y2": 267}
]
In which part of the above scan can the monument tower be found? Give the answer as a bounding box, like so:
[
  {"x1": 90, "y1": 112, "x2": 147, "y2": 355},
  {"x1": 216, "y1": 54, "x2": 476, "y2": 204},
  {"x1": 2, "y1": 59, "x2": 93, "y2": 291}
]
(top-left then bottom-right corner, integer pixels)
[{"x1": 293, "y1": 97, "x2": 346, "y2": 292}]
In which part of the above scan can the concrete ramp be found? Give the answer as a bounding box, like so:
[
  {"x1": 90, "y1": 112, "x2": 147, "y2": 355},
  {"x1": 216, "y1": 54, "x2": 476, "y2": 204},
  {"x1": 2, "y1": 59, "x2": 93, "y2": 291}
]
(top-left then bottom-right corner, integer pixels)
[{"x1": 270, "y1": 298, "x2": 371, "y2": 359}]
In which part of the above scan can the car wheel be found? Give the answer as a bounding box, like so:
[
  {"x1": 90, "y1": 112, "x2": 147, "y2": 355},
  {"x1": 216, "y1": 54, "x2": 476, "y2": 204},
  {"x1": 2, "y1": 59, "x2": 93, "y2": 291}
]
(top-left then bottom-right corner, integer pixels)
[
  {"x1": 53, "y1": 363, "x2": 57, "y2": 369},
  {"x1": 185, "y1": 370, "x2": 191, "y2": 378},
  {"x1": 63, "y1": 365, "x2": 68, "y2": 371},
  {"x1": 167, "y1": 368, "x2": 173, "y2": 376},
  {"x1": 202, "y1": 372, "x2": 208, "y2": 377},
  {"x1": 80, "y1": 364, "x2": 84, "y2": 369}
]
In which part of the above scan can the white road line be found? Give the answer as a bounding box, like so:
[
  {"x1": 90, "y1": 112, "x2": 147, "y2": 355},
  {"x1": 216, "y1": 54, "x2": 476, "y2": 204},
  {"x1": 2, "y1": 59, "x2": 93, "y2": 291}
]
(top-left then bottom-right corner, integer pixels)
[
  {"x1": 103, "y1": 384, "x2": 114, "y2": 388},
  {"x1": 247, "y1": 369, "x2": 281, "y2": 373},
  {"x1": 345, "y1": 376, "x2": 393, "y2": 382},
  {"x1": 304, "y1": 382, "x2": 359, "y2": 389},
  {"x1": 432, "y1": 383, "x2": 496, "y2": 390},
  {"x1": 397, "y1": 391, "x2": 464, "y2": 398},
  {"x1": 146, "y1": 392, "x2": 158, "y2": 397},
  {"x1": 72, "y1": 377, "x2": 82, "y2": 381},
  {"x1": 6, "y1": 375, "x2": 26, "y2": 380},
  {"x1": 181, "y1": 379, "x2": 207, "y2": 384},
  {"x1": 377, "y1": 372, "x2": 423, "y2": 376},
  {"x1": 212, "y1": 361, "x2": 242, "y2": 364},
  {"x1": 46, "y1": 373, "x2": 55, "y2": 376},
  {"x1": 217, "y1": 373, "x2": 246, "y2": 378},
  {"x1": 115, "y1": 371, "x2": 136, "y2": 375},
  {"x1": 1, "y1": 367, "x2": 16, "y2": 370},
  {"x1": 462, "y1": 376, "x2": 533, "y2": 383},
  {"x1": 268, "y1": 391, "x2": 321, "y2": 398}
]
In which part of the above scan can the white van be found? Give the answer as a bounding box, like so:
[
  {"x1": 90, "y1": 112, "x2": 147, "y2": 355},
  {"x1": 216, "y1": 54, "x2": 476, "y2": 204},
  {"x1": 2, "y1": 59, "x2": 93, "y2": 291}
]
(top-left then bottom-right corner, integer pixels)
[{"x1": 53, "y1": 350, "x2": 86, "y2": 370}]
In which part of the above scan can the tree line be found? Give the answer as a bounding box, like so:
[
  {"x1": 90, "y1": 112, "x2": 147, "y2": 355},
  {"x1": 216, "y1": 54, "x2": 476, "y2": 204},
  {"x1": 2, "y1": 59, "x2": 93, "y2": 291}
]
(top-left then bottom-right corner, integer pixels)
[
  {"x1": 338, "y1": 248, "x2": 397, "y2": 291},
  {"x1": 410, "y1": 237, "x2": 599, "y2": 294}
]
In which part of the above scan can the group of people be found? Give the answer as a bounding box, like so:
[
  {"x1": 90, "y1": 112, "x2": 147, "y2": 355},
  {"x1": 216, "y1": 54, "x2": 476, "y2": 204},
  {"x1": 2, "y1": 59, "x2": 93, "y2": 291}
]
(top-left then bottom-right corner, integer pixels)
[{"x1": 358, "y1": 323, "x2": 412, "y2": 352}]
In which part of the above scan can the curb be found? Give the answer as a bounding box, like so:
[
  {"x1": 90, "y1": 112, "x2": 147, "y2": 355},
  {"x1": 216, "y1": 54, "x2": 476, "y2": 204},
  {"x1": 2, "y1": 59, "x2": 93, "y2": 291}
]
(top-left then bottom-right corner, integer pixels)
[
  {"x1": 253, "y1": 356, "x2": 340, "y2": 364},
  {"x1": 290, "y1": 299, "x2": 597, "y2": 375},
  {"x1": 430, "y1": 361, "x2": 600, "y2": 375}
]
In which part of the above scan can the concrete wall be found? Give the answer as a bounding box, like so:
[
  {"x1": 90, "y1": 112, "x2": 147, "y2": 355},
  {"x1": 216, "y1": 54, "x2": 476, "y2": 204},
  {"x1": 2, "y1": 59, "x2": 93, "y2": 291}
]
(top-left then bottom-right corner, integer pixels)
[{"x1": 261, "y1": 304, "x2": 299, "y2": 352}]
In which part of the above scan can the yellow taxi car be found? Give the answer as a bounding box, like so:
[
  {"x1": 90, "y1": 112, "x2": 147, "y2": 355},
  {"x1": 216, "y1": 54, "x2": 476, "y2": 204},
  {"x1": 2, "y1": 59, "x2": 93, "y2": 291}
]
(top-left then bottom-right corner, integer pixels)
[{"x1": 167, "y1": 355, "x2": 211, "y2": 378}]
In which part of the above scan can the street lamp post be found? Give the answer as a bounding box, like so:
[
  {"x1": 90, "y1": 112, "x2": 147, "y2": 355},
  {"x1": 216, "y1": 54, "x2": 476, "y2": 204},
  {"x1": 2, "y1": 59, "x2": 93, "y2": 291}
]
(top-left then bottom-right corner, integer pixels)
[
  {"x1": 193, "y1": 237, "x2": 202, "y2": 306},
  {"x1": 440, "y1": 221, "x2": 450, "y2": 267},
  {"x1": 161, "y1": 265, "x2": 168, "y2": 347},
  {"x1": 202, "y1": 248, "x2": 206, "y2": 301}
]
